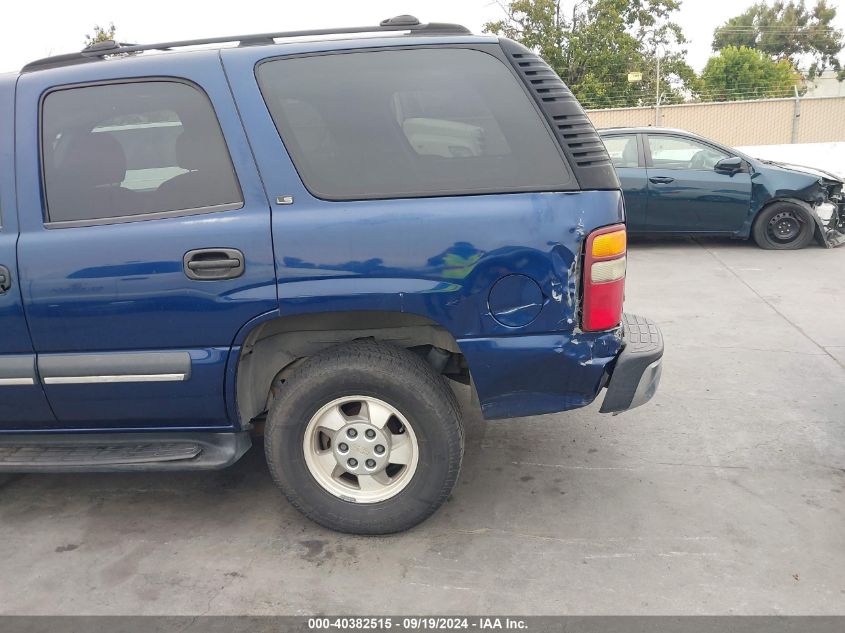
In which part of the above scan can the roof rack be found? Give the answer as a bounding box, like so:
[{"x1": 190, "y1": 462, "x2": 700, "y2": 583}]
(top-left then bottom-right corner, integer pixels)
[{"x1": 22, "y1": 15, "x2": 472, "y2": 73}]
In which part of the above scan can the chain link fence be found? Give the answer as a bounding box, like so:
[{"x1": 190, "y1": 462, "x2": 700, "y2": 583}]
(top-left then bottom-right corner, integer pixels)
[{"x1": 586, "y1": 95, "x2": 845, "y2": 146}]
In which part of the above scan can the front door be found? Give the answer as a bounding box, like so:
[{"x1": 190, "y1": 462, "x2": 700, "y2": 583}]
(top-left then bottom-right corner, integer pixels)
[
  {"x1": 645, "y1": 134, "x2": 752, "y2": 233},
  {"x1": 0, "y1": 81, "x2": 56, "y2": 429},
  {"x1": 14, "y1": 54, "x2": 276, "y2": 429}
]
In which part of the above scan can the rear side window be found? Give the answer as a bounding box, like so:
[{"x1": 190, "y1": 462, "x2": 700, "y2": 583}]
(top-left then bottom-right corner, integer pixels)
[
  {"x1": 257, "y1": 48, "x2": 572, "y2": 200},
  {"x1": 42, "y1": 81, "x2": 242, "y2": 225},
  {"x1": 602, "y1": 135, "x2": 640, "y2": 168}
]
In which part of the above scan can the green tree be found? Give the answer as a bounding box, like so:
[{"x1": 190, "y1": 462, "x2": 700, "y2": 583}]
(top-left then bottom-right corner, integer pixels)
[
  {"x1": 484, "y1": 0, "x2": 697, "y2": 109},
  {"x1": 85, "y1": 23, "x2": 119, "y2": 48},
  {"x1": 712, "y1": 1, "x2": 844, "y2": 78},
  {"x1": 83, "y1": 22, "x2": 138, "y2": 59},
  {"x1": 700, "y1": 45, "x2": 801, "y2": 101}
]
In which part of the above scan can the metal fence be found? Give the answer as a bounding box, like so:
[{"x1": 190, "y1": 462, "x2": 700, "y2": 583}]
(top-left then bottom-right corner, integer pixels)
[{"x1": 586, "y1": 95, "x2": 845, "y2": 146}]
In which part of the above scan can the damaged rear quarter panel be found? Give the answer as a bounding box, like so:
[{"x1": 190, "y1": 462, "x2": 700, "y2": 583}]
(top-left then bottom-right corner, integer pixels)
[{"x1": 274, "y1": 189, "x2": 626, "y2": 419}]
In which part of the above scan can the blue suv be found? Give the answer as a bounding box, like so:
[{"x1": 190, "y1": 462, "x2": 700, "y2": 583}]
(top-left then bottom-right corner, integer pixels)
[{"x1": 0, "y1": 16, "x2": 662, "y2": 533}]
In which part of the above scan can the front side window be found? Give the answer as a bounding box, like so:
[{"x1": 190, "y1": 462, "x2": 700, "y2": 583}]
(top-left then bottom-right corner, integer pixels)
[
  {"x1": 647, "y1": 135, "x2": 730, "y2": 171},
  {"x1": 257, "y1": 48, "x2": 573, "y2": 200},
  {"x1": 42, "y1": 81, "x2": 242, "y2": 224},
  {"x1": 602, "y1": 135, "x2": 640, "y2": 168}
]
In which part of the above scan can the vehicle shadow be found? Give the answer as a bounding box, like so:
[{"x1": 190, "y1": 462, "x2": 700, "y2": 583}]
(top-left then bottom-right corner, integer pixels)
[{"x1": 628, "y1": 234, "x2": 744, "y2": 250}]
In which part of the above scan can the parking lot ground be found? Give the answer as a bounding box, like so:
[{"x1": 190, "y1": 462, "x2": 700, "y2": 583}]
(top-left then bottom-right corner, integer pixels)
[{"x1": 0, "y1": 237, "x2": 843, "y2": 615}]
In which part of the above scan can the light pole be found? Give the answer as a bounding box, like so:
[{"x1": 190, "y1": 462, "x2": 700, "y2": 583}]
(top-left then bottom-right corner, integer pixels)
[{"x1": 654, "y1": 46, "x2": 662, "y2": 127}]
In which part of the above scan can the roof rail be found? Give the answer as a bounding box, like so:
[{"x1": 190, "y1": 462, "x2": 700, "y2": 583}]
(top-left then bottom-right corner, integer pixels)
[{"x1": 21, "y1": 15, "x2": 472, "y2": 73}]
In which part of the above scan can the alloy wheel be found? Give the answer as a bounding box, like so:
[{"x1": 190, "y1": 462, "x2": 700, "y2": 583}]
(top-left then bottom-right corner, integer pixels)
[{"x1": 302, "y1": 395, "x2": 419, "y2": 503}]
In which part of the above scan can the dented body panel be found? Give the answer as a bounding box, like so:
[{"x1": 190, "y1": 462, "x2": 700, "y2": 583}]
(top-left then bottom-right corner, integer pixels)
[
  {"x1": 221, "y1": 39, "x2": 632, "y2": 421},
  {"x1": 748, "y1": 160, "x2": 845, "y2": 247},
  {"x1": 260, "y1": 189, "x2": 626, "y2": 420}
]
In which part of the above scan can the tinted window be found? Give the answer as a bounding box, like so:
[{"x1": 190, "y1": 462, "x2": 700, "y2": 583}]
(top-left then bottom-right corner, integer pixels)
[
  {"x1": 257, "y1": 48, "x2": 572, "y2": 199},
  {"x1": 647, "y1": 135, "x2": 729, "y2": 171},
  {"x1": 42, "y1": 81, "x2": 242, "y2": 224},
  {"x1": 602, "y1": 135, "x2": 639, "y2": 168}
]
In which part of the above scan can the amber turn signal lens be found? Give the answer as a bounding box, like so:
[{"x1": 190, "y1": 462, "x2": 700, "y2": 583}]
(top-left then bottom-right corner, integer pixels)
[{"x1": 591, "y1": 229, "x2": 627, "y2": 258}]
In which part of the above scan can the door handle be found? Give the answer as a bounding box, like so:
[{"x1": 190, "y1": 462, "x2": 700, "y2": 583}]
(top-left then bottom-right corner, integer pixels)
[
  {"x1": 188, "y1": 259, "x2": 240, "y2": 271},
  {"x1": 0, "y1": 265, "x2": 11, "y2": 293},
  {"x1": 649, "y1": 176, "x2": 675, "y2": 184},
  {"x1": 183, "y1": 248, "x2": 245, "y2": 281}
]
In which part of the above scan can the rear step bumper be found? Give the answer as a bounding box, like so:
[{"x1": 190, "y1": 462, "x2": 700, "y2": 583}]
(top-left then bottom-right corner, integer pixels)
[
  {"x1": 600, "y1": 314, "x2": 663, "y2": 414},
  {"x1": 0, "y1": 431, "x2": 251, "y2": 473}
]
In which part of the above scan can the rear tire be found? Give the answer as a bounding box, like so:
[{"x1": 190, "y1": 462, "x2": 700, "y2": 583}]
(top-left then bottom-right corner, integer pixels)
[
  {"x1": 264, "y1": 340, "x2": 464, "y2": 534},
  {"x1": 752, "y1": 201, "x2": 816, "y2": 250}
]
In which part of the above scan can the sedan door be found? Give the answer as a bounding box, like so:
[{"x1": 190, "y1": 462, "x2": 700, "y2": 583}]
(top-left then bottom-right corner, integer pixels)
[
  {"x1": 601, "y1": 134, "x2": 648, "y2": 230},
  {"x1": 645, "y1": 134, "x2": 752, "y2": 233}
]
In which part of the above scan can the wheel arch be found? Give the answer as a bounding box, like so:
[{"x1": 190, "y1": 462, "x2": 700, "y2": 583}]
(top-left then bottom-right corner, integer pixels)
[
  {"x1": 752, "y1": 197, "x2": 817, "y2": 233},
  {"x1": 753, "y1": 196, "x2": 813, "y2": 222},
  {"x1": 231, "y1": 310, "x2": 468, "y2": 427}
]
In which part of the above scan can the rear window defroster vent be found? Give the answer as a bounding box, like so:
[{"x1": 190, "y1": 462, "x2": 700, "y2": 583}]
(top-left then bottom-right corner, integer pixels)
[{"x1": 499, "y1": 39, "x2": 619, "y2": 190}]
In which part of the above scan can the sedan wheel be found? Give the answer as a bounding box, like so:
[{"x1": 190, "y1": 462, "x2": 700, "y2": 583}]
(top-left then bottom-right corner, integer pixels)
[
  {"x1": 767, "y1": 210, "x2": 802, "y2": 243},
  {"x1": 752, "y1": 201, "x2": 816, "y2": 250}
]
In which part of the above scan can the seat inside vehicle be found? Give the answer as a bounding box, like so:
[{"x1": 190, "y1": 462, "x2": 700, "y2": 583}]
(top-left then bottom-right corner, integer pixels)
[
  {"x1": 49, "y1": 132, "x2": 144, "y2": 222},
  {"x1": 155, "y1": 126, "x2": 243, "y2": 212}
]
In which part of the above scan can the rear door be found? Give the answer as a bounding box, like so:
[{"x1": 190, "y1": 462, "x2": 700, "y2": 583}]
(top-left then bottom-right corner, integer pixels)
[
  {"x1": 15, "y1": 53, "x2": 276, "y2": 430},
  {"x1": 601, "y1": 133, "x2": 647, "y2": 230},
  {"x1": 645, "y1": 134, "x2": 752, "y2": 233},
  {"x1": 0, "y1": 77, "x2": 56, "y2": 429}
]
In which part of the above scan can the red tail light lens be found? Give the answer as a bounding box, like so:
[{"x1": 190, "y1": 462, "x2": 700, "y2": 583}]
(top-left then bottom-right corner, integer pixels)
[{"x1": 582, "y1": 224, "x2": 626, "y2": 332}]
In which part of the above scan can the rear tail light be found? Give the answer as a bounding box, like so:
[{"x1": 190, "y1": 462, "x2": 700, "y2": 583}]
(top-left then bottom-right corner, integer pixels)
[{"x1": 582, "y1": 224, "x2": 626, "y2": 331}]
